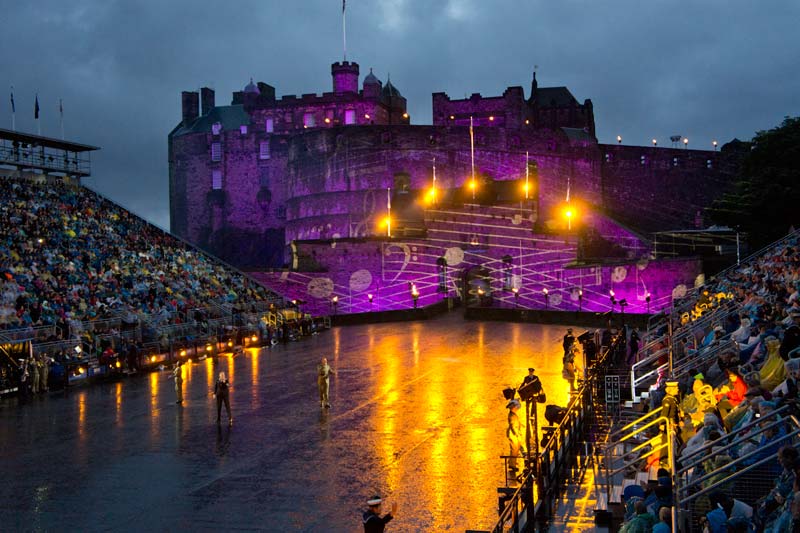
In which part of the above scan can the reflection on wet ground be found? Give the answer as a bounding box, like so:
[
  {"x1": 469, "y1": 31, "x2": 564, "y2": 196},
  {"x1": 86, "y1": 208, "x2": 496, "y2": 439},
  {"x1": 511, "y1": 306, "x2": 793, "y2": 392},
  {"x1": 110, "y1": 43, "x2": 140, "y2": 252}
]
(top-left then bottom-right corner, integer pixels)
[{"x1": 0, "y1": 313, "x2": 575, "y2": 531}]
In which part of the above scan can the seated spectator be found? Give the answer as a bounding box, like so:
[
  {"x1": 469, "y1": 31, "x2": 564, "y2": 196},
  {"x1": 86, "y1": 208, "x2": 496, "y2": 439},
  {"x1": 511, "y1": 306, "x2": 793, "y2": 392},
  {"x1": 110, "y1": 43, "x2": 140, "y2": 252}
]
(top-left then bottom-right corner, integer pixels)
[
  {"x1": 619, "y1": 500, "x2": 656, "y2": 533},
  {"x1": 754, "y1": 446, "x2": 799, "y2": 530}
]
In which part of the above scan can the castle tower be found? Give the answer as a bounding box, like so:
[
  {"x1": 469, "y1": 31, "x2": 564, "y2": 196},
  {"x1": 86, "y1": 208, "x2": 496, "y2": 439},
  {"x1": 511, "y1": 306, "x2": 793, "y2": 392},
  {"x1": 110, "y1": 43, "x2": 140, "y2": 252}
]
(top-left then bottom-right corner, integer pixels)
[
  {"x1": 331, "y1": 61, "x2": 359, "y2": 93},
  {"x1": 363, "y1": 68, "x2": 382, "y2": 100}
]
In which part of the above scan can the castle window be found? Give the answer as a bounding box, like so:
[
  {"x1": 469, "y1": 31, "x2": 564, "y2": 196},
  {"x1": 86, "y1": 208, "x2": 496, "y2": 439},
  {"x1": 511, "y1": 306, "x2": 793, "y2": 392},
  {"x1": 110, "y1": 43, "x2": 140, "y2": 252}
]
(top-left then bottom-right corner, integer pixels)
[
  {"x1": 240, "y1": 125, "x2": 248, "y2": 135},
  {"x1": 706, "y1": 159, "x2": 713, "y2": 169},
  {"x1": 265, "y1": 117, "x2": 274, "y2": 133},
  {"x1": 605, "y1": 153, "x2": 612, "y2": 162},
  {"x1": 673, "y1": 157, "x2": 679, "y2": 167},
  {"x1": 211, "y1": 170, "x2": 223, "y2": 190},
  {"x1": 303, "y1": 113, "x2": 316, "y2": 128},
  {"x1": 344, "y1": 109, "x2": 356, "y2": 125},
  {"x1": 259, "y1": 140, "x2": 270, "y2": 160},
  {"x1": 211, "y1": 122, "x2": 222, "y2": 135},
  {"x1": 640, "y1": 155, "x2": 646, "y2": 165},
  {"x1": 211, "y1": 142, "x2": 221, "y2": 161}
]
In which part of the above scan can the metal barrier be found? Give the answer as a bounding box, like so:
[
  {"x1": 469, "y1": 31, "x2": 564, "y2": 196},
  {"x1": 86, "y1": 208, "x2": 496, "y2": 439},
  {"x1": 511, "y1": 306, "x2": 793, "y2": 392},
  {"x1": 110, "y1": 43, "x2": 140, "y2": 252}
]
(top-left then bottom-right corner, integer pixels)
[{"x1": 595, "y1": 406, "x2": 678, "y2": 533}]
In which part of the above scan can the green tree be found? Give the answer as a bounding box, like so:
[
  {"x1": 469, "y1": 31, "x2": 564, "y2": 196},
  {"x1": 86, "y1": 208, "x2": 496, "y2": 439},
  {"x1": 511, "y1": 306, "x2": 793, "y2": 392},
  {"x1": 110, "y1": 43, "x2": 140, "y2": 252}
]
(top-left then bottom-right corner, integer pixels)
[{"x1": 706, "y1": 116, "x2": 800, "y2": 248}]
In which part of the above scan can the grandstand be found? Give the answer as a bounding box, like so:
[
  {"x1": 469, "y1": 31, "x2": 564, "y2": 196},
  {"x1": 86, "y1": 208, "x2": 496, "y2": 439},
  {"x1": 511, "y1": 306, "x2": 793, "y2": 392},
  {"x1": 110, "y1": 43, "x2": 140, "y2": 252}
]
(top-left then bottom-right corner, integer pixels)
[
  {"x1": 0, "y1": 171, "x2": 328, "y2": 395},
  {"x1": 487, "y1": 229, "x2": 800, "y2": 532}
]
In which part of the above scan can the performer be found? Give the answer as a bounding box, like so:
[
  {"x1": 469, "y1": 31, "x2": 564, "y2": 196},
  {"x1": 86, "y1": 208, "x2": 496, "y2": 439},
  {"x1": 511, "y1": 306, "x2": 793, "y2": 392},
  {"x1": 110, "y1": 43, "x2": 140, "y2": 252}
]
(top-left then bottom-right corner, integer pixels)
[
  {"x1": 506, "y1": 399, "x2": 524, "y2": 473},
  {"x1": 317, "y1": 357, "x2": 335, "y2": 408},
  {"x1": 363, "y1": 495, "x2": 397, "y2": 533},
  {"x1": 214, "y1": 371, "x2": 232, "y2": 425},
  {"x1": 172, "y1": 362, "x2": 183, "y2": 404}
]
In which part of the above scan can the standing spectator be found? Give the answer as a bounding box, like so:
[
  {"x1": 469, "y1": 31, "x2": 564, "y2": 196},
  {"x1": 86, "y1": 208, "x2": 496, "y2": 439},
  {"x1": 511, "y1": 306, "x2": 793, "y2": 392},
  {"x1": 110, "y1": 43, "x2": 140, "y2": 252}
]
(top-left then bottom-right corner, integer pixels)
[
  {"x1": 506, "y1": 399, "x2": 524, "y2": 474},
  {"x1": 317, "y1": 357, "x2": 335, "y2": 409},
  {"x1": 362, "y1": 495, "x2": 397, "y2": 533},
  {"x1": 628, "y1": 329, "x2": 640, "y2": 365},
  {"x1": 214, "y1": 371, "x2": 232, "y2": 425},
  {"x1": 562, "y1": 328, "x2": 575, "y2": 358}
]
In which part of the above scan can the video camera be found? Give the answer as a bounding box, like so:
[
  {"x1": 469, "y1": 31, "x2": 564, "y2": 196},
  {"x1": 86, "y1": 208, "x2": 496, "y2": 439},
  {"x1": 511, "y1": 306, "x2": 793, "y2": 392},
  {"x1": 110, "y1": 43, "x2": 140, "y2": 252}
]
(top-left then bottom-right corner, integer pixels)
[{"x1": 518, "y1": 376, "x2": 545, "y2": 403}]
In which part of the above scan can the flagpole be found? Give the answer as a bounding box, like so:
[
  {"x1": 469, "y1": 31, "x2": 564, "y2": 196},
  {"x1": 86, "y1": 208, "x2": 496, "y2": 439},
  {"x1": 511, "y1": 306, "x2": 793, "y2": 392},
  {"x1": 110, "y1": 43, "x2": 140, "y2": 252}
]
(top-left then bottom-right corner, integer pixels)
[
  {"x1": 469, "y1": 116, "x2": 476, "y2": 201},
  {"x1": 432, "y1": 157, "x2": 437, "y2": 206},
  {"x1": 10, "y1": 87, "x2": 15, "y2": 132},
  {"x1": 35, "y1": 93, "x2": 41, "y2": 136},
  {"x1": 59, "y1": 99, "x2": 64, "y2": 140},
  {"x1": 525, "y1": 151, "x2": 529, "y2": 200},
  {"x1": 342, "y1": 0, "x2": 347, "y2": 61}
]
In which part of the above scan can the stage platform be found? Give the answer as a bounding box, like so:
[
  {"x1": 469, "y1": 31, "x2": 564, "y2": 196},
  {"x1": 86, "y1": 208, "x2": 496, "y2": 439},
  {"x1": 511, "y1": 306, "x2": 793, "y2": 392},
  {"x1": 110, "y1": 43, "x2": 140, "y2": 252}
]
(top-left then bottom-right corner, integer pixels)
[{"x1": 1, "y1": 313, "x2": 577, "y2": 531}]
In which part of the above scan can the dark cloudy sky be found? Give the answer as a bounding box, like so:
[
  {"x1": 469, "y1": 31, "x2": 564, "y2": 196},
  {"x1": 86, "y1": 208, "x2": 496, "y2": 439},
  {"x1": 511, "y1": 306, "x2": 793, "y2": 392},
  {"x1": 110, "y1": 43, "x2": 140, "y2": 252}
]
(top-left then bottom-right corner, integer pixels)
[{"x1": 2, "y1": 0, "x2": 798, "y2": 229}]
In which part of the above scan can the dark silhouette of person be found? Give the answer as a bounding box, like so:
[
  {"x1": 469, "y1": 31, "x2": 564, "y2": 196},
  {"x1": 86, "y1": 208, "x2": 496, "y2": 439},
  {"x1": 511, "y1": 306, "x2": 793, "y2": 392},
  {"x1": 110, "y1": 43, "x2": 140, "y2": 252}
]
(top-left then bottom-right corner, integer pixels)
[{"x1": 214, "y1": 371, "x2": 232, "y2": 425}]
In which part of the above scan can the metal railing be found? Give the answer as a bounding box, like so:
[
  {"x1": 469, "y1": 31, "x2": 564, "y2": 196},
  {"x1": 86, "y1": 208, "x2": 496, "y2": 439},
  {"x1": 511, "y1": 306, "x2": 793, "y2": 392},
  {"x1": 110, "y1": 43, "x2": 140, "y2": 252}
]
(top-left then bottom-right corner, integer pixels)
[
  {"x1": 486, "y1": 334, "x2": 618, "y2": 532},
  {"x1": 596, "y1": 406, "x2": 678, "y2": 533},
  {"x1": 674, "y1": 406, "x2": 800, "y2": 531}
]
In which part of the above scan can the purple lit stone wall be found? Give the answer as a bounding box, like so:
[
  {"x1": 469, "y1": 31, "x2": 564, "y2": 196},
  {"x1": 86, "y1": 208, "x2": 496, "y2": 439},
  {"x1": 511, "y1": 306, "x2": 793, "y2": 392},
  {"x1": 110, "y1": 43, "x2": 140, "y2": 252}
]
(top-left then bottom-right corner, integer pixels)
[
  {"x1": 284, "y1": 126, "x2": 603, "y2": 245},
  {"x1": 600, "y1": 144, "x2": 745, "y2": 232}
]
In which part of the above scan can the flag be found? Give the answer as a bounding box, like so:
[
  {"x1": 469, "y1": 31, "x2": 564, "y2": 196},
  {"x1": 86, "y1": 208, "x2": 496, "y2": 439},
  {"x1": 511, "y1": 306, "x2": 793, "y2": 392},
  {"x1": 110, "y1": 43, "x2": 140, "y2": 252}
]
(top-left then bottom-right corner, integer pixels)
[
  {"x1": 9, "y1": 89, "x2": 14, "y2": 113},
  {"x1": 342, "y1": 0, "x2": 345, "y2": 13},
  {"x1": 59, "y1": 98, "x2": 63, "y2": 117},
  {"x1": 34, "y1": 94, "x2": 39, "y2": 119}
]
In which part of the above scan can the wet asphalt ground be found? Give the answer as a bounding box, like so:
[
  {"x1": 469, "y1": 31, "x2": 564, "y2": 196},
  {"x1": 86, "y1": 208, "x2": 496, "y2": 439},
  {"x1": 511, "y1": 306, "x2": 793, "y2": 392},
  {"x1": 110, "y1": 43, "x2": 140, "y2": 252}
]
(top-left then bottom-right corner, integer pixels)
[{"x1": 0, "y1": 313, "x2": 574, "y2": 532}]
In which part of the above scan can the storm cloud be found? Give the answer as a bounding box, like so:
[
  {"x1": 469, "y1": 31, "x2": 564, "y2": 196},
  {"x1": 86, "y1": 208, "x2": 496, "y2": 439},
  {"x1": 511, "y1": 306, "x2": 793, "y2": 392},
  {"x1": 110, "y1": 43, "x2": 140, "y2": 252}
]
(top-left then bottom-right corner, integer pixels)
[{"x1": 2, "y1": 0, "x2": 798, "y2": 228}]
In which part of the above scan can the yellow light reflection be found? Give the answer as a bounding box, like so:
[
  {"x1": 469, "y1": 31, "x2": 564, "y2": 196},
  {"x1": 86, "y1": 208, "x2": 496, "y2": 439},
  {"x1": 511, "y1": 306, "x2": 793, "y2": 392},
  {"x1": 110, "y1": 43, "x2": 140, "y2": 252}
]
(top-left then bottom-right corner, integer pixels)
[
  {"x1": 115, "y1": 381, "x2": 123, "y2": 425},
  {"x1": 78, "y1": 393, "x2": 86, "y2": 433},
  {"x1": 206, "y1": 356, "x2": 214, "y2": 390},
  {"x1": 150, "y1": 371, "x2": 159, "y2": 416}
]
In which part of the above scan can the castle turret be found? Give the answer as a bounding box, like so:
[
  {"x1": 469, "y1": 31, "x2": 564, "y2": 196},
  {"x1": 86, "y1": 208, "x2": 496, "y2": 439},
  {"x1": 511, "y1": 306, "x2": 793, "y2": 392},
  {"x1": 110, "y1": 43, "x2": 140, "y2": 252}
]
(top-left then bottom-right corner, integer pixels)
[
  {"x1": 243, "y1": 78, "x2": 260, "y2": 112},
  {"x1": 363, "y1": 68, "x2": 382, "y2": 100},
  {"x1": 531, "y1": 70, "x2": 538, "y2": 99},
  {"x1": 331, "y1": 61, "x2": 359, "y2": 93},
  {"x1": 181, "y1": 91, "x2": 199, "y2": 126}
]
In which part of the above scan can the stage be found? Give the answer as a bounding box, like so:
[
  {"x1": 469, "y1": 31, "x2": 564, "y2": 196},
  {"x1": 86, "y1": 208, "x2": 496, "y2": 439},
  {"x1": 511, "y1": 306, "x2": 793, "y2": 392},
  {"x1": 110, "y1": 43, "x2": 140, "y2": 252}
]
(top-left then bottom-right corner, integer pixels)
[{"x1": 1, "y1": 313, "x2": 576, "y2": 531}]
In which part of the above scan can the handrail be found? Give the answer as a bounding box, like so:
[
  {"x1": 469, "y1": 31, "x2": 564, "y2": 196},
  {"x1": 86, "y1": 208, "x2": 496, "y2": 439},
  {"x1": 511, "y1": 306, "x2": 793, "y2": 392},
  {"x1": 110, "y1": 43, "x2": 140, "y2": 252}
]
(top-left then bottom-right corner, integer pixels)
[
  {"x1": 608, "y1": 406, "x2": 663, "y2": 442},
  {"x1": 678, "y1": 443, "x2": 800, "y2": 506},
  {"x1": 678, "y1": 426, "x2": 800, "y2": 498},
  {"x1": 677, "y1": 405, "x2": 790, "y2": 472},
  {"x1": 669, "y1": 339, "x2": 736, "y2": 381},
  {"x1": 714, "y1": 228, "x2": 800, "y2": 281},
  {"x1": 608, "y1": 440, "x2": 669, "y2": 479}
]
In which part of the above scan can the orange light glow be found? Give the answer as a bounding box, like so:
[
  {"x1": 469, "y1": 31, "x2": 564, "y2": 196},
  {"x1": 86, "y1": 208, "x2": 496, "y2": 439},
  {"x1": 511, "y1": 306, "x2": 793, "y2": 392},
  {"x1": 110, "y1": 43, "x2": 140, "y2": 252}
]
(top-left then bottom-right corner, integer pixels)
[
  {"x1": 364, "y1": 114, "x2": 370, "y2": 120},
  {"x1": 115, "y1": 360, "x2": 121, "y2": 368},
  {"x1": 150, "y1": 355, "x2": 156, "y2": 363},
  {"x1": 324, "y1": 117, "x2": 331, "y2": 124},
  {"x1": 180, "y1": 350, "x2": 186, "y2": 357},
  {"x1": 402, "y1": 112, "x2": 409, "y2": 119},
  {"x1": 251, "y1": 335, "x2": 258, "y2": 342},
  {"x1": 469, "y1": 180, "x2": 476, "y2": 190}
]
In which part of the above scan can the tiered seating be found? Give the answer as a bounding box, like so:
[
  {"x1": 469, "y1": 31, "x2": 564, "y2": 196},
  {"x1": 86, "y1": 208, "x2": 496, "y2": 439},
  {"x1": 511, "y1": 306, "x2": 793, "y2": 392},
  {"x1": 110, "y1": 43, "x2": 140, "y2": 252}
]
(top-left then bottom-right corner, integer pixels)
[
  {"x1": 0, "y1": 177, "x2": 326, "y2": 391},
  {"x1": 597, "y1": 230, "x2": 800, "y2": 531}
]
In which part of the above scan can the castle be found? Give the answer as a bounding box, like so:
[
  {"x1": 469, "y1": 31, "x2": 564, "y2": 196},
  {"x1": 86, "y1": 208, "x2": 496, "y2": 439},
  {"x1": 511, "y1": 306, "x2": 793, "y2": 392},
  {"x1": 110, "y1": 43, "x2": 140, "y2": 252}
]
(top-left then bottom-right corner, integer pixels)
[{"x1": 168, "y1": 59, "x2": 744, "y2": 316}]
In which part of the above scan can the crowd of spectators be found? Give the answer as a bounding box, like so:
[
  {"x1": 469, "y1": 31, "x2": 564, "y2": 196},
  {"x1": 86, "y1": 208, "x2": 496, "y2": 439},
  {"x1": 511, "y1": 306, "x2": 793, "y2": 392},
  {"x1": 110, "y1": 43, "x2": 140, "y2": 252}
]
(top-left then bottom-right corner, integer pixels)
[
  {"x1": 618, "y1": 231, "x2": 800, "y2": 532},
  {"x1": 0, "y1": 176, "x2": 302, "y2": 396},
  {"x1": 0, "y1": 177, "x2": 278, "y2": 335}
]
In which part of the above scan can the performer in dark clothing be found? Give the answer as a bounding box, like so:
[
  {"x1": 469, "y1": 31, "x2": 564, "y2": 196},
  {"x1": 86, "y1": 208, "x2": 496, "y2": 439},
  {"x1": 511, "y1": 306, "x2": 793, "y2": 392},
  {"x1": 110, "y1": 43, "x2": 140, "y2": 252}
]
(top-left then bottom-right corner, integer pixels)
[
  {"x1": 363, "y1": 495, "x2": 397, "y2": 533},
  {"x1": 214, "y1": 371, "x2": 232, "y2": 425}
]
